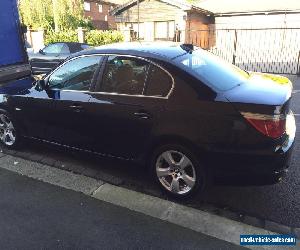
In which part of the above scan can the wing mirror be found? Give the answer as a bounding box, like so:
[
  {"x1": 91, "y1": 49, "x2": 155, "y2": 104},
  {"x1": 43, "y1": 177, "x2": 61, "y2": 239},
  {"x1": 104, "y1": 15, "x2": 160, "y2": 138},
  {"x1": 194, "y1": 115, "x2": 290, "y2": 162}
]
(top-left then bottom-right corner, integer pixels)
[
  {"x1": 39, "y1": 49, "x2": 45, "y2": 55},
  {"x1": 35, "y1": 79, "x2": 47, "y2": 90}
]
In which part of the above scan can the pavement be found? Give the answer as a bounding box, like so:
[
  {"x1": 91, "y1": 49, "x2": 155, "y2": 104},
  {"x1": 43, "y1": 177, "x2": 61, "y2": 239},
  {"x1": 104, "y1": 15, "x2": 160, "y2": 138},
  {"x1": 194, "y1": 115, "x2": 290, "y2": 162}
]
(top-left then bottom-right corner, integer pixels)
[
  {"x1": 0, "y1": 75, "x2": 299, "y2": 242},
  {"x1": 0, "y1": 167, "x2": 244, "y2": 250}
]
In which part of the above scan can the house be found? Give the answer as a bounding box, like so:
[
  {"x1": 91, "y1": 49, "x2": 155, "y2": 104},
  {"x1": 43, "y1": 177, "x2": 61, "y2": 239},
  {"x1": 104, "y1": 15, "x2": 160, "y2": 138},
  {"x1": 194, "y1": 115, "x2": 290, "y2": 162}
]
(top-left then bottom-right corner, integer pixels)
[
  {"x1": 111, "y1": 0, "x2": 300, "y2": 44},
  {"x1": 194, "y1": 0, "x2": 300, "y2": 29},
  {"x1": 111, "y1": 0, "x2": 214, "y2": 46},
  {"x1": 191, "y1": 0, "x2": 300, "y2": 74},
  {"x1": 111, "y1": 0, "x2": 300, "y2": 74},
  {"x1": 84, "y1": 0, "x2": 118, "y2": 30}
]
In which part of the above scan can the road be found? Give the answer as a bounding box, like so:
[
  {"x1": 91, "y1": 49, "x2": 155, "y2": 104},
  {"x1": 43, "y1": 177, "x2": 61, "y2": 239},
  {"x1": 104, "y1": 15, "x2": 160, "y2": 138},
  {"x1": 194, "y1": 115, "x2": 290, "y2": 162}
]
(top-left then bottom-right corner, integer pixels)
[
  {"x1": 0, "y1": 167, "x2": 241, "y2": 250},
  {"x1": 1, "y1": 76, "x2": 299, "y2": 232}
]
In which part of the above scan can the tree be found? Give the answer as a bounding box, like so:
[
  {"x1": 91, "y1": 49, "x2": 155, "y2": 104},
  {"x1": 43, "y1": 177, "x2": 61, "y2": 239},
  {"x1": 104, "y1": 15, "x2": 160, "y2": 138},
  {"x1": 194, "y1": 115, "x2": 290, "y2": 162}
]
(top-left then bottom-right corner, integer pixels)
[
  {"x1": 19, "y1": 0, "x2": 93, "y2": 32},
  {"x1": 19, "y1": 0, "x2": 54, "y2": 30}
]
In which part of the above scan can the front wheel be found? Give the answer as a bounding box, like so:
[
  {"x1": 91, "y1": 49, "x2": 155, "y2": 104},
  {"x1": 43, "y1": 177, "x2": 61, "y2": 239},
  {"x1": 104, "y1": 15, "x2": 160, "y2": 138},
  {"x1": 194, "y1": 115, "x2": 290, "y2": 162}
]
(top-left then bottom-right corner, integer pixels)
[
  {"x1": 0, "y1": 111, "x2": 20, "y2": 149},
  {"x1": 151, "y1": 144, "x2": 207, "y2": 199}
]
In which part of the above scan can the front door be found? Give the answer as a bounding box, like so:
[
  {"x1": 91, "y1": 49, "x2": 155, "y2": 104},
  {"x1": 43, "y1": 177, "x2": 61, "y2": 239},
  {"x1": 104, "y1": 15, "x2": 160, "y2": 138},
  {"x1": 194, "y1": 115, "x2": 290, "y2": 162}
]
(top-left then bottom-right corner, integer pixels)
[
  {"x1": 44, "y1": 55, "x2": 103, "y2": 149},
  {"x1": 10, "y1": 84, "x2": 57, "y2": 139}
]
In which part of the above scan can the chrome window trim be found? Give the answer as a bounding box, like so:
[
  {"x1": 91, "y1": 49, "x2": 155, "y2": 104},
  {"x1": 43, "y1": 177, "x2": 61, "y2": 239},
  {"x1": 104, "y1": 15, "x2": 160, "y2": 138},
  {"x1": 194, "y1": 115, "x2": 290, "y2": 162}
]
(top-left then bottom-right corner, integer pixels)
[{"x1": 47, "y1": 53, "x2": 175, "y2": 100}]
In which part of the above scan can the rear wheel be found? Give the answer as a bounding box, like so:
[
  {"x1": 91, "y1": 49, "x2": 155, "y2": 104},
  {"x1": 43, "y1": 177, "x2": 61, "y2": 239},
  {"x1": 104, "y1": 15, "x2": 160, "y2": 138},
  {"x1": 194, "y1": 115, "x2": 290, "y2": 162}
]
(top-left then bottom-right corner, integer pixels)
[
  {"x1": 151, "y1": 144, "x2": 207, "y2": 199},
  {"x1": 0, "y1": 112, "x2": 20, "y2": 149}
]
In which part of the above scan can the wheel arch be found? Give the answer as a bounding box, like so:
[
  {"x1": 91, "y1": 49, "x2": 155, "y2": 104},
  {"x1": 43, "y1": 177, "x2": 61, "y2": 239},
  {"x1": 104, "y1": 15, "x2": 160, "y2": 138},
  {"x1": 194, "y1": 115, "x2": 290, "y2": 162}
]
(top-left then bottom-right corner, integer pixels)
[{"x1": 143, "y1": 134, "x2": 208, "y2": 168}]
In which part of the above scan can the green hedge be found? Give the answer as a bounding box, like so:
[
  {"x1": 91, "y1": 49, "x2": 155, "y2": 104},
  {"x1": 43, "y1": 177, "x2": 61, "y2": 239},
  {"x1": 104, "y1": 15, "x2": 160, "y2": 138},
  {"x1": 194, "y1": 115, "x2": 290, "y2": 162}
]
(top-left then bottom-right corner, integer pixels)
[
  {"x1": 85, "y1": 30, "x2": 124, "y2": 46},
  {"x1": 44, "y1": 30, "x2": 124, "y2": 46},
  {"x1": 44, "y1": 30, "x2": 78, "y2": 45}
]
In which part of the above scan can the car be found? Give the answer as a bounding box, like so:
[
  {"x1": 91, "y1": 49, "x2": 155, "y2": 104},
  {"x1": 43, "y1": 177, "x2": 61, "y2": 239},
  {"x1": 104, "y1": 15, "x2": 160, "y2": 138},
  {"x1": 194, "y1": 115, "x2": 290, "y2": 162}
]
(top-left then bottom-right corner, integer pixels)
[
  {"x1": 28, "y1": 42, "x2": 90, "y2": 75},
  {"x1": 0, "y1": 43, "x2": 296, "y2": 198}
]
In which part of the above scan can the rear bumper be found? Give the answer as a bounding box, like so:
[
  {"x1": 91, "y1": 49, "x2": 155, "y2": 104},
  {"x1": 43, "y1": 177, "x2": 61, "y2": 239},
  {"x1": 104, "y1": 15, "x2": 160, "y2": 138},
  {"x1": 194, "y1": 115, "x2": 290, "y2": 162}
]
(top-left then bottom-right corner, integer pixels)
[
  {"x1": 213, "y1": 149, "x2": 292, "y2": 185},
  {"x1": 210, "y1": 122, "x2": 295, "y2": 185}
]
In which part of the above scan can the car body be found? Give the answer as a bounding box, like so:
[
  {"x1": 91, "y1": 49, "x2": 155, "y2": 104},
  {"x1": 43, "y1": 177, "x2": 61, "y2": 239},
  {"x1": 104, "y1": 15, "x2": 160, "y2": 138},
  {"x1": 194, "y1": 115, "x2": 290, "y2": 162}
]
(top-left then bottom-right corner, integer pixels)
[
  {"x1": 0, "y1": 43, "x2": 296, "y2": 198},
  {"x1": 28, "y1": 42, "x2": 90, "y2": 75}
]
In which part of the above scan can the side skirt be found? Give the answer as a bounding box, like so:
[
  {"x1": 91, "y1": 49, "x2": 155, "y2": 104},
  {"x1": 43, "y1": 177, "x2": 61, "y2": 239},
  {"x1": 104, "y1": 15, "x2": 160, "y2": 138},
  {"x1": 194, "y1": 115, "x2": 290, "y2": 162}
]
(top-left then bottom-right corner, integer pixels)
[{"x1": 22, "y1": 135, "x2": 133, "y2": 162}]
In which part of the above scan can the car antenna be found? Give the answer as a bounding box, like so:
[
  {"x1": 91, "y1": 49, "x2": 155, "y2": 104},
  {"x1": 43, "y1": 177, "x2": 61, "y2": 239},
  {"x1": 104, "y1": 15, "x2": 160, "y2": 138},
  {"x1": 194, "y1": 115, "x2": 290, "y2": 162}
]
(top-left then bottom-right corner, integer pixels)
[{"x1": 180, "y1": 43, "x2": 194, "y2": 53}]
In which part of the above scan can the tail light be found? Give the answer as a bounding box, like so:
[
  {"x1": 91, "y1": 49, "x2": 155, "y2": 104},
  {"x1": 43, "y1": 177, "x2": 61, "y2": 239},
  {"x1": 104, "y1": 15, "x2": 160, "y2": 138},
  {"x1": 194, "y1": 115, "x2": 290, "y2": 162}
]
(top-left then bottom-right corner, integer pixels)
[{"x1": 241, "y1": 112, "x2": 286, "y2": 139}]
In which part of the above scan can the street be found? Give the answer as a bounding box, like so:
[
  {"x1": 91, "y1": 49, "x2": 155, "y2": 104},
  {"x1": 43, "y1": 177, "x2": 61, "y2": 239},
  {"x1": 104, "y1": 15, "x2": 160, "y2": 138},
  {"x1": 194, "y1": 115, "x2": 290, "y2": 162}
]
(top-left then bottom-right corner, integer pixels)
[
  {"x1": 0, "y1": 76, "x2": 299, "y2": 236},
  {"x1": 0, "y1": 167, "x2": 242, "y2": 250}
]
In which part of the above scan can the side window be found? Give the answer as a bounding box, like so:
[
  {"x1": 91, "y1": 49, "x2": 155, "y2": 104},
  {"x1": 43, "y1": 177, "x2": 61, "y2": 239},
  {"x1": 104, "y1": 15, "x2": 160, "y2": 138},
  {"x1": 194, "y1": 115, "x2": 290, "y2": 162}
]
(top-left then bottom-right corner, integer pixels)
[
  {"x1": 60, "y1": 44, "x2": 70, "y2": 54},
  {"x1": 100, "y1": 56, "x2": 149, "y2": 95},
  {"x1": 145, "y1": 65, "x2": 173, "y2": 97},
  {"x1": 48, "y1": 56, "x2": 102, "y2": 91},
  {"x1": 43, "y1": 43, "x2": 64, "y2": 54},
  {"x1": 81, "y1": 44, "x2": 91, "y2": 50}
]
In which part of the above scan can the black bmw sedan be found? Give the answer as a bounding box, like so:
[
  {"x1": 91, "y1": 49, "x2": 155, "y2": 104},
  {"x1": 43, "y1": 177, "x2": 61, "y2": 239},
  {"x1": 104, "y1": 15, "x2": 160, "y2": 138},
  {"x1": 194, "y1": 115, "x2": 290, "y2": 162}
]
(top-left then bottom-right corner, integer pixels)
[{"x1": 0, "y1": 43, "x2": 296, "y2": 198}]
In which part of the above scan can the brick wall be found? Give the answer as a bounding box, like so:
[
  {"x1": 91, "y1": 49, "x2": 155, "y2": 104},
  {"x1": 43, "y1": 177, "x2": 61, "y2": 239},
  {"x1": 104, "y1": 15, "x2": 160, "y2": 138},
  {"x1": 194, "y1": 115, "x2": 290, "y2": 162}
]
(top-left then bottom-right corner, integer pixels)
[{"x1": 84, "y1": 1, "x2": 116, "y2": 30}]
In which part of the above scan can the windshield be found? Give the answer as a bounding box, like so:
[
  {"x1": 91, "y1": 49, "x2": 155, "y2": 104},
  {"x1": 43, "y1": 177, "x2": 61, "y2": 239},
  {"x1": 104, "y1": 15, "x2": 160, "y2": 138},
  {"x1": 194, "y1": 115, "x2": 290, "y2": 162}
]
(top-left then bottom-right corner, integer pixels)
[{"x1": 175, "y1": 48, "x2": 250, "y2": 91}]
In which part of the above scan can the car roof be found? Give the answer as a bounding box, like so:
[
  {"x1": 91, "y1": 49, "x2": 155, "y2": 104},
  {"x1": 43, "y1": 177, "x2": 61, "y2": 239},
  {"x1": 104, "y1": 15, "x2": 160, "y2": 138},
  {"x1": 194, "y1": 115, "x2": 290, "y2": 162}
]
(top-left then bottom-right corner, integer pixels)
[{"x1": 72, "y1": 42, "x2": 189, "y2": 61}]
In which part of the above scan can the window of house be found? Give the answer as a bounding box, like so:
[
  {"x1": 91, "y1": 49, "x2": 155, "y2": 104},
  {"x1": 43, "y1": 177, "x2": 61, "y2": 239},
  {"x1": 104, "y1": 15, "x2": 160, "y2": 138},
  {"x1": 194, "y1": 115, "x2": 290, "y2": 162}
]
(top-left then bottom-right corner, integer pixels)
[
  {"x1": 155, "y1": 22, "x2": 168, "y2": 39},
  {"x1": 145, "y1": 65, "x2": 173, "y2": 97},
  {"x1": 100, "y1": 56, "x2": 150, "y2": 95},
  {"x1": 98, "y1": 4, "x2": 103, "y2": 13},
  {"x1": 126, "y1": 22, "x2": 144, "y2": 39},
  {"x1": 84, "y1": 2, "x2": 91, "y2": 11},
  {"x1": 105, "y1": 15, "x2": 108, "y2": 21},
  {"x1": 154, "y1": 21, "x2": 175, "y2": 40},
  {"x1": 168, "y1": 21, "x2": 175, "y2": 39},
  {"x1": 48, "y1": 56, "x2": 102, "y2": 91}
]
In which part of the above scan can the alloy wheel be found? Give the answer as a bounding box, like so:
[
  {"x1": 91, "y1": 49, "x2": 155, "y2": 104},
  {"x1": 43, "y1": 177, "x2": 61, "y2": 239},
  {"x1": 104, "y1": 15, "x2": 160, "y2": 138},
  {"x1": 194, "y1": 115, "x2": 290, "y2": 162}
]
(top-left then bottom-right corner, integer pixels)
[
  {"x1": 0, "y1": 114, "x2": 16, "y2": 146},
  {"x1": 155, "y1": 150, "x2": 196, "y2": 195}
]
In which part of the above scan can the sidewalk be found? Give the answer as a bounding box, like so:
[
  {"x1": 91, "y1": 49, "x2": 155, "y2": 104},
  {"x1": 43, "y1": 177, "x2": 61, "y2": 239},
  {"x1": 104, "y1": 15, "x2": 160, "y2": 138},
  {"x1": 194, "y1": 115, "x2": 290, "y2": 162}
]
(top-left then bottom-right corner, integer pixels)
[
  {"x1": 0, "y1": 153, "x2": 296, "y2": 250},
  {"x1": 0, "y1": 167, "x2": 242, "y2": 250}
]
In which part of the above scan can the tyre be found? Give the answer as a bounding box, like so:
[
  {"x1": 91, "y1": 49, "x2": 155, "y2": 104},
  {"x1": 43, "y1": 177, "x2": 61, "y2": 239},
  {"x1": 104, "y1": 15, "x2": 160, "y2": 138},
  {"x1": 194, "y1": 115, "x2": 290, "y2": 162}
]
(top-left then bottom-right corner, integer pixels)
[
  {"x1": 151, "y1": 143, "x2": 207, "y2": 199},
  {"x1": 0, "y1": 111, "x2": 20, "y2": 149}
]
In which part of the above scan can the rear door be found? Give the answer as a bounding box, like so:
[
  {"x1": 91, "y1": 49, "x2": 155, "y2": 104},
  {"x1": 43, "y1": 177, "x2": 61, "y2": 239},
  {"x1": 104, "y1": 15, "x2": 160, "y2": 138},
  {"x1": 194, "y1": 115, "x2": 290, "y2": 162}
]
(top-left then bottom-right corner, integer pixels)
[{"x1": 88, "y1": 55, "x2": 174, "y2": 159}]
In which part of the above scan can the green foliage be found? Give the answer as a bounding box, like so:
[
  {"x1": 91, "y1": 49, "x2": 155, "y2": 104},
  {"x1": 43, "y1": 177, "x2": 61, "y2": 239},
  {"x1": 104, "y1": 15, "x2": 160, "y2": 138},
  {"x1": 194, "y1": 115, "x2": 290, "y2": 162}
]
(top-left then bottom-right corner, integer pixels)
[
  {"x1": 44, "y1": 30, "x2": 124, "y2": 46},
  {"x1": 44, "y1": 30, "x2": 78, "y2": 45},
  {"x1": 85, "y1": 30, "x2": 124, "y2": 46},
  {"x1": 19, "y1": 0, "x2": 54, "y2": 30},
  {"x1": 19, "y1": 0, "x2": 93, "y2": 32}
]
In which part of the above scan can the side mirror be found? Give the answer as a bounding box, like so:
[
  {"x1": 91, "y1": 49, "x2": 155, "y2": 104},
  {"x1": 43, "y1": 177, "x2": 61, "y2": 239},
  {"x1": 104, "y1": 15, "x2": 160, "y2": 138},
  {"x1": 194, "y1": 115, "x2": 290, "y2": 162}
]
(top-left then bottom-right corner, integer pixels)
[
  {"x1": 35, "y1": 79, "x2": 47, "y2": 90},
  {"x1": 39, "y1": 49, "x2": 45, "y2": 55}
]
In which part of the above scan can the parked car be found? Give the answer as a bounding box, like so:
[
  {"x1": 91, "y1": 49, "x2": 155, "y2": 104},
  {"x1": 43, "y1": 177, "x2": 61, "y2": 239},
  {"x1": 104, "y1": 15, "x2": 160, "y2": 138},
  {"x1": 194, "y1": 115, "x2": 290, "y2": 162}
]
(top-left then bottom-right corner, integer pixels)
[
  {"x1": 0, "y1": 43, "x2": 296, "y2": 198},
  {"x1": 28, "y1": 42, "x2": 90, "y2": 75}
]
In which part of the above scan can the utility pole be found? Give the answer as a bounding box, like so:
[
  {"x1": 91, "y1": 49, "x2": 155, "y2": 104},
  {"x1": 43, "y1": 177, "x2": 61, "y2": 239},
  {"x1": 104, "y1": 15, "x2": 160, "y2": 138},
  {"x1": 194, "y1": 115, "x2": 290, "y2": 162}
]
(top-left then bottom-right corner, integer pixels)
[{"x1": 137, "y1": 0, "x2": 140, "y2": 40}]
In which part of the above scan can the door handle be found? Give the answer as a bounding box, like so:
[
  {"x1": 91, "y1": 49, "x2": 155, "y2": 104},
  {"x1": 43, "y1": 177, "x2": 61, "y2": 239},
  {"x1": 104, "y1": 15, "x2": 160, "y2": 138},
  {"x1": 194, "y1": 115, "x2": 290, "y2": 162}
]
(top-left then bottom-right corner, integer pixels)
[
  {"x1": 69, "y1": 104, "x2": 84, "y2": 112},
  {"x1": 134, "y1": 112, "x2": 151, "y2": 119}
]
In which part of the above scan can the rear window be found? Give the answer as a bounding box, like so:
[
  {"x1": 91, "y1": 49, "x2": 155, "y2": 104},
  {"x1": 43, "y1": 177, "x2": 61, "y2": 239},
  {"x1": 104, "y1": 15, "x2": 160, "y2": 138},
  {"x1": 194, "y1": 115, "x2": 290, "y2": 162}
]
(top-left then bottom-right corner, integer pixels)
[
  {"x1": 175, "y1": 49, "x2": 250, "y2": 91},
  {"x1": 145, "y1": 65, "x2": 173, "y2": 97}
]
